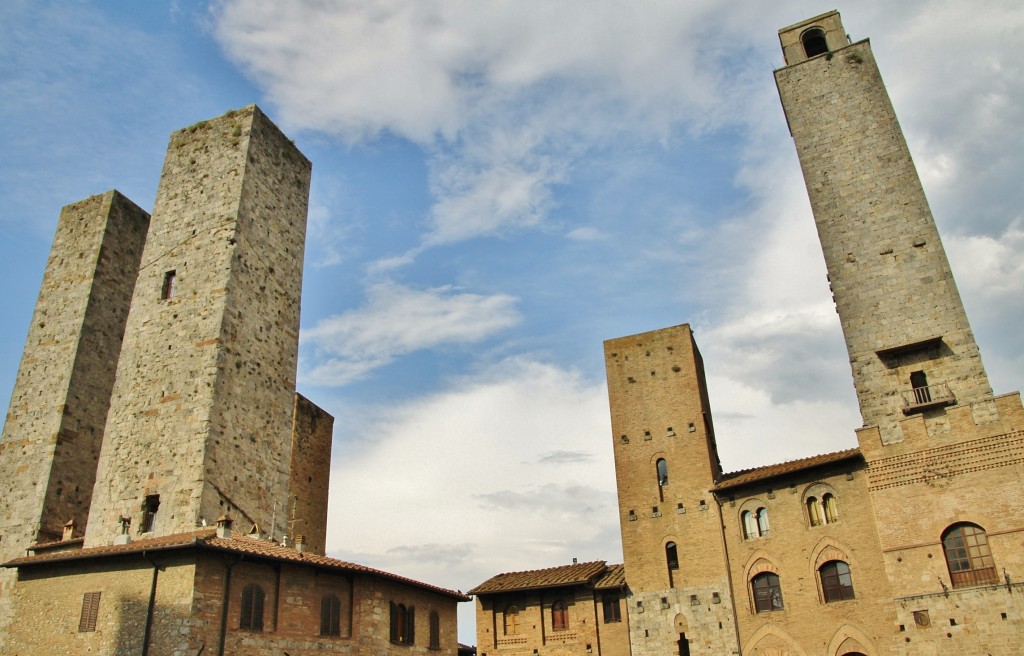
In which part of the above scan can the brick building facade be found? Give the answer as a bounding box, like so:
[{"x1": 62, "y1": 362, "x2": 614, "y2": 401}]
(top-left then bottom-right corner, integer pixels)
[
  {"x1": 0, "y1": 106, "x2": 466, "y2": 655},
  {"x1": 604, "y1": 11, "x2": 1024, "y2": 656}
]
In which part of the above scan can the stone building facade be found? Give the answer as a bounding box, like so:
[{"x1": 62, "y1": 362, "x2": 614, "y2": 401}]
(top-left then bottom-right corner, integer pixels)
[
  {"x1": 603, "y1": 11, "x2": 1024, "y2": 656},
  {"x1": 470, "y1": 561, "x2": 630, "y2": 656},
  {"x1": 0, "y1": 106, "x2": 466, "y2": 655}
]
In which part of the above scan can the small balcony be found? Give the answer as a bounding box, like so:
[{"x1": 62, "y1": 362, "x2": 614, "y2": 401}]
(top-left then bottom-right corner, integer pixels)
[{"x1": 901, "y1": 383, "x2": 956, "y2": 414}]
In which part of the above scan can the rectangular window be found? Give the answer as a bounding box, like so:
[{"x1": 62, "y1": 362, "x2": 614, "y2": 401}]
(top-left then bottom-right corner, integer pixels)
[
  {"x1": 161, "y1": 270, "x2": 176, "y2": 300},
  {"x1": 79, "y1": 591, "x2": 101, "y2": 632},
  {"x1": 602, "y1": 595, "x2": 621, "y2": 623},
  {"x1": 140, "y1": 494, "x2": 160, "y2": 533}
]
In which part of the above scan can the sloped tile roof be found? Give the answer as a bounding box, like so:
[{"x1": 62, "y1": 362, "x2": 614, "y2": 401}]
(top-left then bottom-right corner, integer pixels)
[
  {"x1": 712, "y1": 447, "x2": 862, "y2": 492},
  {"x1": 595, "y1": 563, "x2": 626, "y2": 589},
  {"x1": 4, "y1": 528, "x2": 468, "y2": 601},
  {"x1": 468, "y1": 561, "x2": 608, "y2": 595}
]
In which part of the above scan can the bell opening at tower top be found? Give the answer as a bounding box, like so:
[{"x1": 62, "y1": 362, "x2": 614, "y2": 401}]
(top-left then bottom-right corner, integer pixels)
[{"x1": 802, "y1": 27, "x2": 828, "y2": 57}]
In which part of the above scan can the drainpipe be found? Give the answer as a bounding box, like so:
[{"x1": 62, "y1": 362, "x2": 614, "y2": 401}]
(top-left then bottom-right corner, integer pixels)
[
  {"x1": 141, "y1": 551, "x2": 160, "y2": 656},
  {"x1": 218, "y1": 556, "x2": 242, "y2": 656}
]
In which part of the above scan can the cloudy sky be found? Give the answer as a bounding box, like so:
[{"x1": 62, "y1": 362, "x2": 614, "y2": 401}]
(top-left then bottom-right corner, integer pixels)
[{"x1": 3, "y1": 0, "x2": 1023, "y2": 644}]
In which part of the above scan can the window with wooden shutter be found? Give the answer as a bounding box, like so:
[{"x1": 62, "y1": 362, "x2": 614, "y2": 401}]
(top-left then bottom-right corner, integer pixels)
[
  {"x1": 240, "y1": 583, "x2": 266, "y2": 630},
  {"x1": 78, "y1": 591, "x2": 101, "y2": 632},
  {"x1": 321, "y1": 593, "x2": 341, "y2": 636}
]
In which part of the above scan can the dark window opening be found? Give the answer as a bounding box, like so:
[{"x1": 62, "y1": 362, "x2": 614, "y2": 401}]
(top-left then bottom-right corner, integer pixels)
[
  {"x1": 802, "y1": 27, "x2": 828, "y2": 58},
  {"x1": 602, "y1": 594, "x2": 621, "y2": 623},
  {"x1": 910, "y1": 370, "x2": 931, "y2": 404},
  {"x1": 390, "y1": 602, "x2": 415, "y2": 644},
  {"x1": 78, "y1": 591, "x2": 101, "y2": 632},
  {"x1": 240, "y1": 584, "x2": 266, "y2": 630},
  {"x1": 666, "y1": 542, "x2": 679, "y2": 570},
  {"x1": 161, "y1": 270, "x2": 177, "y2": 300},
  {"x1": 752, "y1": 573, "x2": 784, "y2": 612},
  {"x1": 820, "y1": 561, "x2": 855, "y2": 602},
  {"x1": 320, "y1": 593, "x2": 341, "y2": 637},
  {"x1": 429, "y1": 610, "x2": 440, "y2": 649},
  {"x1": 140, "y1": 494, "x2": 160, "y2": 533},
  {"x1": 678, "y1": 632, "x2": 691, "y2": 656}
]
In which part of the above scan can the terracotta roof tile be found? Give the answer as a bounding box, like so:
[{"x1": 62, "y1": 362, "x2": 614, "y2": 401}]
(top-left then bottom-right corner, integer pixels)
[
  {"x1": 468, "y1": 561, "x2": 608, "y2": 595},
  {"x1": 595, "y1": 563, "x2": 626, "y2": 589},
  {"x1": 713, "y1": 448, "x2": 862, "y2": 492},
  {"x1": 4, "y1": 528, "x2": 468, "y2": 601}
]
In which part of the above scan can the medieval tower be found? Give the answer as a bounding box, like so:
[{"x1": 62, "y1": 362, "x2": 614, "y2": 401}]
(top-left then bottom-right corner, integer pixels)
[
  {"x1": 604, "y1": 9, "x2": 1024, "y2": 656},
  {"x1": 605, "y1": 326, "x2": 739, "y2": 655}
]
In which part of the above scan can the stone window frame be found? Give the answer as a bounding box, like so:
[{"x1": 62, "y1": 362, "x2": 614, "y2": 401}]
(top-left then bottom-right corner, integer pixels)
[
  {"x1": 738, "y1": 499, "x2": 770, "y2": 540},
  {"x1": 802, "y1": 483, "x2": 839, "y2": 528}
]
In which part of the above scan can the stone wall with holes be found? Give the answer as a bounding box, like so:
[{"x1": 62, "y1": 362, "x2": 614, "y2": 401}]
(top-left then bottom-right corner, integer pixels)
[
  {"x1": 287, "y1": 393, "x2": 335, "y2": 556},
  {"x1": 717, "y1": 462, "x2": 896, "y2": 655},
  {"x1": 474, "y1": 586, "x2": 630, "y2": 656},
  {"x1": 604, "y1": 324, "x2": 741, "y2": 655},
  {"x1": 775, "y1": 34, "x2": 993, "y2": 446},
  {"x1": 0, "y1": 191, "x2": 149, "y2": 651},
  {"x1": 85, "y1": 106, "x2": 312, "y2": 546}
]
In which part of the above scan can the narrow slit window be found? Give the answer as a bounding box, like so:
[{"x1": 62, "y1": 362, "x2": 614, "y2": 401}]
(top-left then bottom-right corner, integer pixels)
[
  {"x1": 161, "y1": 270, "x2": 177, "y2": 300},
  {"x1": 140, "y1": 494, "x2": 160, "y2": 533}
]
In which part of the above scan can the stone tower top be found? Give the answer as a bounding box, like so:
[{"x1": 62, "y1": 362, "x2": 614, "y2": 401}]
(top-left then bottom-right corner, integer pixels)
[{"x1": 778, "y1": 10, "x2": 851, "y2": 67}]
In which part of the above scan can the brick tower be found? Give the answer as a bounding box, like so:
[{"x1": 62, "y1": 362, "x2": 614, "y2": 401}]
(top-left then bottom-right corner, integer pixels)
[
  {"x1": 604, "y1": 325, "x2": 739, "y2": 656},
  {"x1": 776, "y1": 11, "x2": 1024, "y2": 652},
  {"x1": 84, "y1": 106, "x2": 313, "y2": 546}
]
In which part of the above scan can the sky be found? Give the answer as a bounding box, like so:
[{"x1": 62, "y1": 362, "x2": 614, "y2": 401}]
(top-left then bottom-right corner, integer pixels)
[{"x1": 2, "y1": 0, "x2": 1024, "y2": 645}]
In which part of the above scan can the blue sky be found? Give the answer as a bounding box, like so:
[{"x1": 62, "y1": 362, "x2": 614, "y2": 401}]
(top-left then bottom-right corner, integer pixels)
[{"x1": 3, "y1": 1, "x2": 1024, "y2": 644}]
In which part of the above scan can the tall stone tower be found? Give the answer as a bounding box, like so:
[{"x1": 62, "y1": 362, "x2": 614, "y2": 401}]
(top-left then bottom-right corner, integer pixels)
[
  {"x1": 605, "y1": 325, "x2": 739, "y2": 656},
  {"x1": 0, "y1": 192, "x2": 149, "y2": 635},
  {"x1": 84, "y1": 106, "x2": 313, "y2": 546},
  {"x1": 774, "y1": 11, "x2": 994, "y2": 446}
]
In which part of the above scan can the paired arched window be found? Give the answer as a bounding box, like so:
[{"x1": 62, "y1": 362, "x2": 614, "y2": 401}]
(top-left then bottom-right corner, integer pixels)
[
  {"x1": 503, "y1": 604, "x2": 520, "y2": 635},
  {"x1": 551, "y1": 600, "x2": 568, "y2": 631},
  {"x1": 807, "y1": 493, "x2": 839, "y2": 526},
  {"x1": 802, "y1": 27, "x2": 828, "y2": 58},
  {"x1": 742, "y1": 508, "x2": 769, "y2": 539},
  {"x1": 751, "y1": 573, "x2": 784, "y2": 612},
  {"x1": 429, "y1": 610, "x2": 441, "y2": 649},
  {"x1": 819, "y1": 561, "x2": 855, "y2": 602},
  {"x1": 942, "y1": 523, "x2": 998, "y2": 587},
  {"x1": 390, "y1": 602, "x2": 415, "y2": 644},
  {"x1": 320, "y1": 593, "x2": 341, "y2": 636},
  {"x1": 240, "y1": 583, "x2": 266, "y2": 631}
]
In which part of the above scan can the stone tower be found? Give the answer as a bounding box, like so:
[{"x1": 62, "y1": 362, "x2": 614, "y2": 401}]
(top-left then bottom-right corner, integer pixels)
[
  {"x1": 774, "y1": 11, "x2": 994, "y2": 446},
  {"x1": 84, "y1": 106, "x2": 313, "y2": 546},
  {"x1": 0, "y1": 192, "x2": 149, "y2": 635},
  {"x1": 604, "y1": 325, "x2": 739, "y2": 656}
]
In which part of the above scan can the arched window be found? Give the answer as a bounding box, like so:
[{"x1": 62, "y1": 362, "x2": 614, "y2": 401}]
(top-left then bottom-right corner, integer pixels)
[
  {"x1": 802, "y1": 27, "x2": 828, "y2": 58},
  {"x1": 320, "y1": 593, "x2": 341, "y2": 636},
  {"x1": 240, "y1": 583, "x2": 265, "y2": 630},
  {"x1": 666, "y1": 541, "x2": 679, "y2": 570},
  {"x1": 807, "y1": 497, "x2": 823, "y2": 526},
  {"x1": 819, "y1": 561, "x2": 855, "y2": 602},
  {"x1": 942, "y1": 523, "x2": 998, "y2": 587},
  {"x1": 390, "y1": 602, "x2": 415, "y2": 644},
  {"x1": 552, "y1": 600, "x2": 568, "y2": 631},
  {"x1": 429, "y1": 610, "x2": 440, "y2": 649},
  {"x1": 503, "y1": 604, "x2": 520, "y2": 635},
  {"x1": 656, "y1": 458, "x2": 669, "y2": 486},
  {"x1": 822, "y1": 493, "x2": 838, "y2": 523},
  {"x1": 756, "y1": 508, "x2": 770, "y2": 536},
  {"x1": 751, "y1": 573, "x2": 784, "y2": 612}
]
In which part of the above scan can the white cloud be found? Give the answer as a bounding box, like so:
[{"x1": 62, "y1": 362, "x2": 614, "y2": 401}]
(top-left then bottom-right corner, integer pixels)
[
  {"x1": 301, "y1": 281, "x2": 521, "y2": 385},
  {"x1": 323, "y1": 358, "x2": 617, "y2": 636}
]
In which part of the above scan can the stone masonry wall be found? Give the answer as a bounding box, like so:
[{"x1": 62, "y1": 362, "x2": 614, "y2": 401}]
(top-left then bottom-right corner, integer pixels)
[
  {"x1": 605, "y1": 324, "x2": 740, "y2": 656},
  {"x1": 288, "y1": 393, "x2": 334, "y2": 556},
  {"x1": 775, "y1": 37, "x2": 993, "y2": 445},
  {"x1": 0, "y1": 191, "x2": 149, "y2": 651},
  {"x1": 85, "y1": 106, "x2": 312, "y2": 545}
]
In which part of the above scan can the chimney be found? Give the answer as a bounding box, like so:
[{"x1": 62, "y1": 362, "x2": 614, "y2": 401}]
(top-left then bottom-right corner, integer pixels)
[
  {"x1": 295, "y1": 535, "x2": 306, "y2": 553},
  {"x1": 114, "y1": 515, "x2": 132, "y2": 545},
  {"x1": 62, "y1": 519, "x2": 76, "y2": 542},
  {"x1": 216, "y1": 515, "x2": 233, "y2": 539}
]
